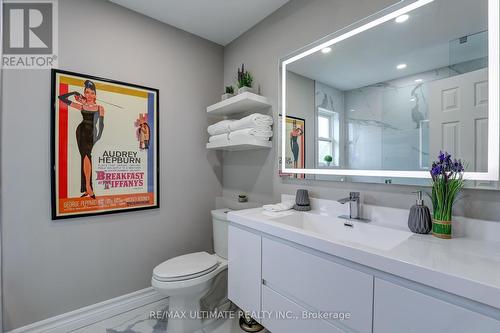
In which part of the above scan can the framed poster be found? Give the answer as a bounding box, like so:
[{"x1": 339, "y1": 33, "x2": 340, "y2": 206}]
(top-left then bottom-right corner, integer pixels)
[
  {"x1": 278, "y1": 114, "x2": 305, "y2": 179},
  {"x1": 51, "y1": 69, "x2": 159, "y2": 219}
]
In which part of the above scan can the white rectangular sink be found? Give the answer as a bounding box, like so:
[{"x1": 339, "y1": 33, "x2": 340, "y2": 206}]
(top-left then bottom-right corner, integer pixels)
[{"x1": 268, "y1": 212, "x2": 412, "y2": 251}]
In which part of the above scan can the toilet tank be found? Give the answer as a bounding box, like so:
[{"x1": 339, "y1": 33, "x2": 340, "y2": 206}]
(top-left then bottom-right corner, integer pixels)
[{"x1": 211, "y1": 209, "x2": 231, "y2": 259}]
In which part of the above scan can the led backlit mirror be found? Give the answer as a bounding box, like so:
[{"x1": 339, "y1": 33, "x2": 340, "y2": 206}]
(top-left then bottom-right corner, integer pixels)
[{"x1": 281, "y1": 0, "x2": 499, "y2": 187}]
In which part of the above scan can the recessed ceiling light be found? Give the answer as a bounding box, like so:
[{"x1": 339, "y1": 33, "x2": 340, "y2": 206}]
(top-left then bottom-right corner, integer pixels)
[
  {"x1": 415, "y1": 79, "x2": 423, "y2": 83},
  {"x1": 395, "y1": 14, "x2": 410, "y2": 23},
  {"x1": 349, "y1": 109, "x2": 356, "y2": 112},
  {"x1": 397, "y1": 63, "x2": 407, "y2": 70},
  {"x1": 410, "y1": 98, "x2": 416, "y2": 102},
  {"x1": 321, "y1": 47, "x2": 332, "y2": 54}
]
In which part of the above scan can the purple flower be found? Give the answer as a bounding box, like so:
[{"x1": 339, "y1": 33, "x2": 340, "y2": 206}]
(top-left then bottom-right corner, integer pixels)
[
  {"x1": 452, "y1": 159, "x2": 464, "y2": 173},
  {"x1": 430, "y1": 152, "x2": 465, "y2": 180},
  {"x1": 431, "y1": 164, "x2": 443, "y2": 177},
  {"x1": 438, "y1": 151, "x2": 445, "y2": 163}
]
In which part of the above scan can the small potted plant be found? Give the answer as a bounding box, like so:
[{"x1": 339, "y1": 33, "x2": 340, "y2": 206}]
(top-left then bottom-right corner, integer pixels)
[
  {"x1": 324, "y1": 155, "x2": 333, "y2": 166},
  {"x1": 237, "y1": 63, "x2": 254, "y2": 94},
  {"x1": 238, "y1": 194, "x2": 248, "y2": 203},
  {"x1": 222, "y1": 86, "x2": 234, "y2": 101},
  {"x1": 429, "y1": 151, "x2": 465, "y2": 239}
]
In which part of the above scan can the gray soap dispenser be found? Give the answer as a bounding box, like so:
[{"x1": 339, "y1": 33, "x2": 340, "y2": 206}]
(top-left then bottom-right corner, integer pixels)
[{"x1": 408, "y1": 191, "x2": 432, "y2": 234}]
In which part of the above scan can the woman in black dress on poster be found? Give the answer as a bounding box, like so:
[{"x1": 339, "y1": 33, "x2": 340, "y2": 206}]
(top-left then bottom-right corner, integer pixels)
[
  {"x1": 58, "y1": 80, "x2": 105, "y2": 199},
  {"x1": 290, "y1": 119, "x2": 303, "y2": 169}
]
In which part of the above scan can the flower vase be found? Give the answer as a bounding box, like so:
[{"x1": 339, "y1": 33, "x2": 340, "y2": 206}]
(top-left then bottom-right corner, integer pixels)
[{"x1": 432, "y1": 219, "x2": 452, "y2": 239}]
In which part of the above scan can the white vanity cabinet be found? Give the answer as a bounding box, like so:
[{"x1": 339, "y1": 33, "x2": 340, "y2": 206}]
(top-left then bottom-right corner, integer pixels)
[
  {"x1": 262, "y1": 238, "x2": 373, "y2": 333},
  {"x1": 261, "y1": 285, "x2": 345, "y2": 333},
  {"x1": 228, "y1": 224, "x2": 372, "y2": 332},
  {"x1": 373, "y1": 278, "x2": 500, "y2": 333},
  {"x1": 228, "y1": 222, "x2": 500, "y2": 333},
  {"x1": 227, "y1": 225, "x2": 262, "y2": 315}
]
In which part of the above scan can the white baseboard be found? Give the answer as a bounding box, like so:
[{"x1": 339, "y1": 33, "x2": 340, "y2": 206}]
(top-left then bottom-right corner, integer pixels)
[{"x1": 7, "y1": 287, "x2": 167, "y2": 333}]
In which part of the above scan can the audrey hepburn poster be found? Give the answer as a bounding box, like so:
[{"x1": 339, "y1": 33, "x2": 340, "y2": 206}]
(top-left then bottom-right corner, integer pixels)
[{"x1": 51, "y1": 69, "x2": 159, "y2": 219}]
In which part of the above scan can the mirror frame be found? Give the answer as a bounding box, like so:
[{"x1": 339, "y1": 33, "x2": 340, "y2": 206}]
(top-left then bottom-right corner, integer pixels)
[{"x1": 280, "y1": 0, "x2": 499, "y2": 181}]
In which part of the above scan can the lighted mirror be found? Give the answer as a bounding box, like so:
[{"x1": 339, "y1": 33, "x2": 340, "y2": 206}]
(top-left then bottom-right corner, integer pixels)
[{"x1": 281, "y1": 0, "x2": 499, "y2": 187}]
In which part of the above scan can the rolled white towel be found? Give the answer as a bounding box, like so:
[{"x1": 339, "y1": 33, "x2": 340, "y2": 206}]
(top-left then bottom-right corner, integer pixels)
[
  {"x1": 229, "y1": 127, "x2": 273, "y2": 141},
  {"x1": 262, "y1": 201, "x2": 294, "y2": 212},
  {"x1": 208, "y1": 120, "x2": 235, "y2": 136},
  {"x1": 208, "y1": 133, "x2": 229, "y2": 144},
  {"x1": 229, "y1": 113, "x2": 273, "y2": 131}
]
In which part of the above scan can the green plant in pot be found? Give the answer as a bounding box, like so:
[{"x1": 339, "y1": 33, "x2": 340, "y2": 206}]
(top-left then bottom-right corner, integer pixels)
[
  {"x1": 221, "y1": 86, "x2": 234, "y2": 101},
  {"x1": 429, "y1": 151, "x2": 465, "y2": 239},
  {"x1": 238, "y1": 194, "x2": 248, "y2": 203},
  {"x1": 237, "y1": 63, "x2": 254, "y2": 94},
  {"x1": 324, "y1": 155, "x2": 333, "y2": 166}
]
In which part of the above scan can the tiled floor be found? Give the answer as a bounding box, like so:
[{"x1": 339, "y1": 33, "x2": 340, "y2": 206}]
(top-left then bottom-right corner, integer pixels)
[{"x1": 72, "y1": 299, "x2": 267, "y2": 333}]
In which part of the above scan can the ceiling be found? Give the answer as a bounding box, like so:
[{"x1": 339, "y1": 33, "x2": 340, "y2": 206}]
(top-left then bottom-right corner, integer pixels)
[
  {"x1": 109, "y1": 0, "x2": 290, "y2": 45},
  {"x1": 288, "y1": 0, "x2": 488, "y2": 91}
]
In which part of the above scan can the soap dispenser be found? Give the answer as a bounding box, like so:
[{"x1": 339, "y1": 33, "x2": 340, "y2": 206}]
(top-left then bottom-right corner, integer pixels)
[
  {"x1": 408, "y1": 191, "x2": 432, "y2": 234},
  {"x1": 294, "y1": 189, "x2": 311, "y2": 211}
]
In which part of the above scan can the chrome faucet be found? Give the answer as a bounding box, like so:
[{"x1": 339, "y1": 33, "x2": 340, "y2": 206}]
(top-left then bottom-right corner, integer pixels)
[
  {"x1": 338, "y1": 192, "x2": 360, "y2": 219},
  {"x1": 338, "y1": 192, "x2": 369, "y2": 222}
]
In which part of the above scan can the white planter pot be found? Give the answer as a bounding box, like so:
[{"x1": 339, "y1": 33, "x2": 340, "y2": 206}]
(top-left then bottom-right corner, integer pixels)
[
  {"x1": 221, "y1": 93, "x2": 233, "y2": 101},
  {"x1": 238, "y1": 86, "x2": 254, "y2": 94}
]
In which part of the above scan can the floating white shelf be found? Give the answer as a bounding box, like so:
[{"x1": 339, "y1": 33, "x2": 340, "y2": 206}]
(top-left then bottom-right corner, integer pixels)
[
  {"x1": 207, "y1": 92, "x2": 271, "y2": 116},
  {"x1": 206, "y1": 137, "x2": 272, "y2": 151}
]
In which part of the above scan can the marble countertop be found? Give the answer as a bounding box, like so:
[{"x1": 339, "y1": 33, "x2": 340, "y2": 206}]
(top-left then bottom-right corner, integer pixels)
[{"x1": 228, "y1": 206, "x2": 500, "y2": 310}]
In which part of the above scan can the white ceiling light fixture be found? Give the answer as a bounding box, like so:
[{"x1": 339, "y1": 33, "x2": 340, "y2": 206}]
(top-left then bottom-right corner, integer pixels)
[
  {"x1": 415, "y1": 78, "x2": 423, "y2": 83},
  {"x1": 397, "y1": 63, "x2": 407, "y2": 70},
  {"x1": 321, "y1": 47, "x2": 332, "y2": 54},
  {"x1": 395, "y1": 14, "x2": 410, "y2": 23}
]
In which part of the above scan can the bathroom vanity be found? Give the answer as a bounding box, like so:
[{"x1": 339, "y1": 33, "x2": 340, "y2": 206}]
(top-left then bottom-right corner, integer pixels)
[
  {"x1": 226, "y1": 0, "x2": 500, "y2": 331},
  {"x1": 227, "y1": 196, "x2": 500, "y2": 333}
]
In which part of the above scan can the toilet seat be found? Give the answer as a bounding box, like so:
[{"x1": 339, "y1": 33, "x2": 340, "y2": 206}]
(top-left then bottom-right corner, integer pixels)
[
  {"x1": 152, "y1": 254, "x2": 228, "y2": 296},
  {"x1": 153, "y1": 251, "x2": 219, "y2": 282}
]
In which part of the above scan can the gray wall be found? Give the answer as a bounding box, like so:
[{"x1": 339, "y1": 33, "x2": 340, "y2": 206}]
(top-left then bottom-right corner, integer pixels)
[
  {"x1": 1, "y1": 0, "x2": 223, "y2": 330},
  {"x1": 222, "y1": 0, "x2": 500, "y2": 221}
]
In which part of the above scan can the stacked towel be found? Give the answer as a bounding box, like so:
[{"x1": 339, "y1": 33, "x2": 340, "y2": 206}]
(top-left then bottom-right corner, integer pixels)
[
  {"x1": 262, "y1": 201, "x2": 295, "y2": 212},
  {"x1": 229, "y1": 127, "x2": 273, "y2": 141},
  {"x1": 207, "y1": 120, "x2": 235, "y2": 136},
  {"x1": 229, "y1": 113, "x2": 273, "y2": 131},
  {"x1": 207, "y1": 113, "x2": 273, "y2": 145},
  {"x1": 208, "y1": 133, "x2": 229, "y2": 145}
]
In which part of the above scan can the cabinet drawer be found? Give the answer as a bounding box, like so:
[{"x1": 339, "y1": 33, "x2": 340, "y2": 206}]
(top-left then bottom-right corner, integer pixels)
[
  {"x1": 228, "y1": 225, "x2": 262, "y2": 314},
  {"x1": 262, "y1": 238, "x2": 373, "y2": 333},
  {"x1": 374, "y1": 278, "x2": 500, "y2": 333},
  {"x1": 262, "y1": 285, "x2": 345, "y2": 333}
]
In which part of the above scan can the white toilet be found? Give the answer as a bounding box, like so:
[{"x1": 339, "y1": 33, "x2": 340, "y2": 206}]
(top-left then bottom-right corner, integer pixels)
[{"x1": 152, "y1": 208, "x2": 231, "y2": 333}]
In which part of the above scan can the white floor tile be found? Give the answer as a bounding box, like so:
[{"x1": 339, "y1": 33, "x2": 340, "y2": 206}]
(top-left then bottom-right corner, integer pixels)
[{"x1": 70, "y1": 299, "x2": 268, "y2": 333}]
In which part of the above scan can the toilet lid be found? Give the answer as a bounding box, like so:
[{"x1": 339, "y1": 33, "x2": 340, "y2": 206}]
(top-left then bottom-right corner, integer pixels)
[{"x1": 153, "y1": 252, "x2": 218, "y2": 281}]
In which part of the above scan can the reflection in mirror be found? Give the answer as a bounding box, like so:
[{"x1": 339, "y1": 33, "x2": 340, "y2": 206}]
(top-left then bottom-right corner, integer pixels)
[{"x1": 283, "y1": 0, "x2": 497, "y2": 188}]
